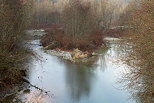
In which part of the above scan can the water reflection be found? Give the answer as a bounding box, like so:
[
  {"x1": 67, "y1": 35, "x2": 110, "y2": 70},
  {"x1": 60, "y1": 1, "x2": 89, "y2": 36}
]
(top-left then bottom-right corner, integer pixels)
[
  {"x1": 1, "y1": 36, "x2": 138, "y2": 103},
  {"x1": 64, "y1": 63, "x2": 95, "y2": 102},
  {"x1": 61, "y1": 42, "x2": 130, "y2": 103},
  {"x1": 96, "y1": 53, "x2": 107, "y2": 71}
]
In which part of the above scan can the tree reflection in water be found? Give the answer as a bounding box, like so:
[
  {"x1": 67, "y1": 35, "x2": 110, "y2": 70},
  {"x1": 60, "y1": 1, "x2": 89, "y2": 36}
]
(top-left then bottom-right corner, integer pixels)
[
  {"x1": 64, "y1": 62, "x2": 96, "y2": 102},
  {"x1": 63, "y1": 49, "x2": 109, "y2": 102}
]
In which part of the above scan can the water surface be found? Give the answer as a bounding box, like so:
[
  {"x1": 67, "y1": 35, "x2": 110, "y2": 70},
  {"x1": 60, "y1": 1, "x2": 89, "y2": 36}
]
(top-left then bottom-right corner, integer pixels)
[{"x1": 6, "y1": 31, "x2": 137, "y2": 103}]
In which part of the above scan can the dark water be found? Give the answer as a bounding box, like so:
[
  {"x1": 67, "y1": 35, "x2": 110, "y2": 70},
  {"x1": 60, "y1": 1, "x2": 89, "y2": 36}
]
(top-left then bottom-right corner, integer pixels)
[{"x1": 3, "y1": 31, "x2": 137, "y2": 103}]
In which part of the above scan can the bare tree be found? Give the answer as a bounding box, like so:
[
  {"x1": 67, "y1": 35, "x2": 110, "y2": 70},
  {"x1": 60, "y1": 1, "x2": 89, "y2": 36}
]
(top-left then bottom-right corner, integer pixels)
[
  {"x1": 62, "y1": 0, "x2": 103, "y2": 41},
  {"x1": 31, "y1": 0, "x2": 61, "y2": 28},
  {"x1": 119, "y1": 0, "x2": 154, "y2": 103}
]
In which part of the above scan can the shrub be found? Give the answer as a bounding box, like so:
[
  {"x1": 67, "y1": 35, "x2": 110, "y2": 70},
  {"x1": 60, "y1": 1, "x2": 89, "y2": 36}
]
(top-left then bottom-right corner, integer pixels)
[
  {"x1": 0, "y1": 0, "x2": 30, "y2": 89},
  {"x1": 41, "y1": 31, "x2": 54, "y2": 47},
  {"x1": 90, "y1": 30, "x2": 104, "y2": 46},
  {"x1": 74, "y1": 39, "x2": 91, "y2": 51},
  {"x1": 120, "y1": 0, "x2": 154, "y2": 103}
]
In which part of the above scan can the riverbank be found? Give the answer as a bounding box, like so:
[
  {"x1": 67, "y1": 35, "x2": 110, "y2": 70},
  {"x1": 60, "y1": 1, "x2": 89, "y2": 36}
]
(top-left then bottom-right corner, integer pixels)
[
  {"x1": 0, "y1": 30, "x2": 38, "y2": 100},
  {"x1": 0, "y1": 48, "x2": 30, "y2": 101},
  {"x1": 0, "y1": 0, "x2": 31, "y2": 99}
]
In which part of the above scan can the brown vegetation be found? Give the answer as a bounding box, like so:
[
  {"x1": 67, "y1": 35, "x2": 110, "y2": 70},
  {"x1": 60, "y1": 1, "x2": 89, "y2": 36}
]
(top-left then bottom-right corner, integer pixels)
[
  {"x1": 0, "y1": 0, "x2": 30, "y2": 90},
  {"x1": 120, "y1": 0, "x2": 154, "y2": 103},
  {"x1": 41, "y1": 0, "x2": 118, "y2": 52},
  {"x1": 41, "y1": 25, "x2": 105, "y2": 52}
]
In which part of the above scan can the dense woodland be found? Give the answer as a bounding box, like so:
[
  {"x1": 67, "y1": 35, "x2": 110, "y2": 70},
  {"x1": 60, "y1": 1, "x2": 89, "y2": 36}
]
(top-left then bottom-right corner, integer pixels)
[{"x1": 0, "y1": 0, "x2": 153, "y2": 103}]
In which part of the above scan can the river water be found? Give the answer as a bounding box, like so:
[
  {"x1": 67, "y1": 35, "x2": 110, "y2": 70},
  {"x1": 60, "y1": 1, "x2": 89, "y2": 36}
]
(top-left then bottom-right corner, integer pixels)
[{"x1": 2, "y1": 30, "x2": 137, "y2": 103}]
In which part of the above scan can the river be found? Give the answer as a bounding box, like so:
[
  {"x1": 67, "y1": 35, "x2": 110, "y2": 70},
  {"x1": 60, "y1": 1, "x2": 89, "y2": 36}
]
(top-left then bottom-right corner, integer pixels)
[{"x1": 2, "y1": 30, "x2": 137, "y2": 103}]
